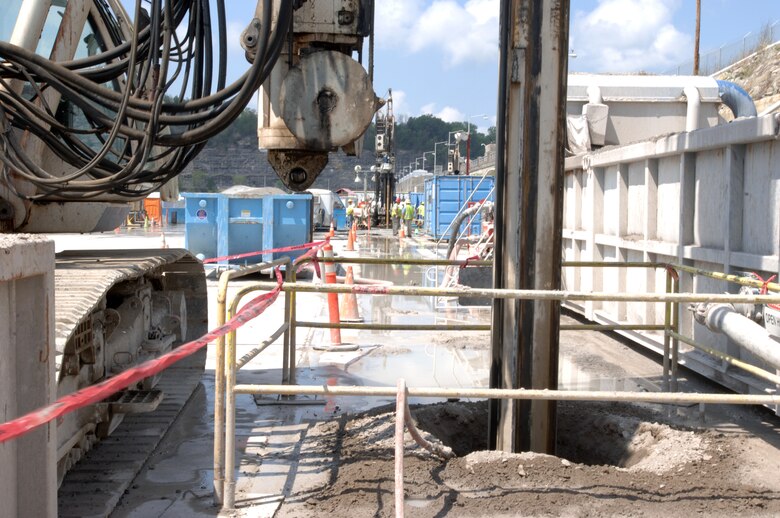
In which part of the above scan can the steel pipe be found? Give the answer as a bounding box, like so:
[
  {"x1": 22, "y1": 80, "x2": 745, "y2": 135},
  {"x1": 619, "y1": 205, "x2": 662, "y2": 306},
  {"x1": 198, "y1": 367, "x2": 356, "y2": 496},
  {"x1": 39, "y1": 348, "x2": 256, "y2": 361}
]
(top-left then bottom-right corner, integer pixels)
[
  {"x1": 297, "y1": 321, "x2": 666, "y2": 332},
  {"x1": 694, "y1": 303, "x2": 780, "y2": 371},
  {"x1": 245, "y1": 281, "x2": 780, "y2": 305}
]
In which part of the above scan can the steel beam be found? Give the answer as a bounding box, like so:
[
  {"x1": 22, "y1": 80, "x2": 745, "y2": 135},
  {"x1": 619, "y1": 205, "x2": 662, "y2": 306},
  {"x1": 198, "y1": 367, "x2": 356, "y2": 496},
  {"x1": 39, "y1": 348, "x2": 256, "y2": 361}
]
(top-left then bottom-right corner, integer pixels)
[{"x1": 489, "y1": 0, "x2": 570, "y2": 454}]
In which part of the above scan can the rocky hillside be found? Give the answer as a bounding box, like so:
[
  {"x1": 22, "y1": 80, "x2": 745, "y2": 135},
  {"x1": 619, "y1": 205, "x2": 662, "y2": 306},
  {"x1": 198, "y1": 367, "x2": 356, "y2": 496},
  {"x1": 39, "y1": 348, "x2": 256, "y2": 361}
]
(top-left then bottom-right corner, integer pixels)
[{"x1": 717, "y1": 42, "x2": 780, "y2": 114}]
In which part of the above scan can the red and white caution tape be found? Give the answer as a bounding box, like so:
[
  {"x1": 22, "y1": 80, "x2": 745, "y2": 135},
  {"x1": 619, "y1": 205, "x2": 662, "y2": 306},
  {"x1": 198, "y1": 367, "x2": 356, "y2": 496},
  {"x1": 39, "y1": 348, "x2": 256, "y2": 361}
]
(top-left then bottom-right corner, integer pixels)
[
  {"x1": 202, "y1": 240, "x2": 329, "y2": 264},
  {"x1": 0, "y1": 269, "x2": 285, "y2": 444}
]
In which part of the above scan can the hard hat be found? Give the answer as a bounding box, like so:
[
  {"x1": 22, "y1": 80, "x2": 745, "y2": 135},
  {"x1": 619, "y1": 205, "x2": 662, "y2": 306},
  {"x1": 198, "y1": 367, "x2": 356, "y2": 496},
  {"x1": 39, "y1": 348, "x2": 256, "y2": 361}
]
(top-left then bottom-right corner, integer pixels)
[
  {"x1": 396, "y1": 197, "x2": 400, "y2": 202},
  {"x1": 420, "y1": 202, "x2": 424, "y2": 205}
]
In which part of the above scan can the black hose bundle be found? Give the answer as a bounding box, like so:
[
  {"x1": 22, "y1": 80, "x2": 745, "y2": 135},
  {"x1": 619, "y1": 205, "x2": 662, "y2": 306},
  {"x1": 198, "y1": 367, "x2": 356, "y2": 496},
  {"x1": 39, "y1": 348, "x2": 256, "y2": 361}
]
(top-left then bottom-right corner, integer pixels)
[{"x1": 0, "y1": 0, "x2": 292, "y2": 200}]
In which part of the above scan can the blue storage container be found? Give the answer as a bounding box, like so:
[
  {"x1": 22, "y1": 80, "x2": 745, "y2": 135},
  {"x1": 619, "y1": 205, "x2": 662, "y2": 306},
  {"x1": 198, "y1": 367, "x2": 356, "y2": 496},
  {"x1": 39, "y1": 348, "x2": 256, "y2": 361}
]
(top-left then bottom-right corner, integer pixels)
[
  {"x1": 333, "y1": 207, "x2": 346, "y2": 230},
  {"x1": 184, "y1": 193, "x2": 222, "y2": 260},
  {"x1": 262, "y1": 195, "x2": 313, "y2": 262},
  {"x1": 408, "y1": 192, "x2": 424, "y2": 209},
  {"x1": 183, "y1": 192, "x2": 312, "y2": 266},
  {"x1": 424, "y1": 175, "x2": 494, "y2": 239}
]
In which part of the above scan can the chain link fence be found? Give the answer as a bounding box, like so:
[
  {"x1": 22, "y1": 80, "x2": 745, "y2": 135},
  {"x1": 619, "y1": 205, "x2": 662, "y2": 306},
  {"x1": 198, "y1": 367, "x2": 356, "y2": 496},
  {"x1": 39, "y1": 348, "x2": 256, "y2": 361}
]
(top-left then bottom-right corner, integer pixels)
[{"x1": 664, "y1": 20, "x2": 779, "y2": 76}]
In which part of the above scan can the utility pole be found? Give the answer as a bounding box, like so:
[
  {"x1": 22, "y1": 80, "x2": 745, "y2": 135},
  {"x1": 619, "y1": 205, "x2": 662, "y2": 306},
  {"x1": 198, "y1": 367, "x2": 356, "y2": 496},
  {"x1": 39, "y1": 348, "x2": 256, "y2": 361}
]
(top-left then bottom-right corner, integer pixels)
[
  {"x1": 489, "y1": 0, "x2": 570, "y2": 454},
  {"x1": 694, "y1": 0, "x2": 701, "y2": 75}
]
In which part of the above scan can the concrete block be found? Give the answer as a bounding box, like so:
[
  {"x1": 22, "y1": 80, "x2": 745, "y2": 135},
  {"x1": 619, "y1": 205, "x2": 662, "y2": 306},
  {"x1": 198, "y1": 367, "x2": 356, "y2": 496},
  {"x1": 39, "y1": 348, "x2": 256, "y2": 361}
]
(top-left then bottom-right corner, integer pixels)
[{"x1": 0, "y1": 235, "x2": 56, "y2": 518}]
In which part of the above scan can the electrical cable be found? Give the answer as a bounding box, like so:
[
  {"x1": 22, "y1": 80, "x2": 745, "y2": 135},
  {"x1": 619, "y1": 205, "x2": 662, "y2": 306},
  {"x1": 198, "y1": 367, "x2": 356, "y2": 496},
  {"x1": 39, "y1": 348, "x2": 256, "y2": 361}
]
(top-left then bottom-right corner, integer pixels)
[{"x1": 0, "y1": 0, "x2": 292, "y2": 200}]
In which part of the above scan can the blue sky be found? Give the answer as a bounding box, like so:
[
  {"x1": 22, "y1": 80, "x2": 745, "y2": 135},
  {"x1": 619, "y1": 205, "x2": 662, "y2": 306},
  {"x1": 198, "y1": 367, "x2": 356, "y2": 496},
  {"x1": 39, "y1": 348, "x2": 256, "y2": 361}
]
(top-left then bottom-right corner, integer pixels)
[{"x1": 121, "y1": 1, "x2": 780, "y2": 131}]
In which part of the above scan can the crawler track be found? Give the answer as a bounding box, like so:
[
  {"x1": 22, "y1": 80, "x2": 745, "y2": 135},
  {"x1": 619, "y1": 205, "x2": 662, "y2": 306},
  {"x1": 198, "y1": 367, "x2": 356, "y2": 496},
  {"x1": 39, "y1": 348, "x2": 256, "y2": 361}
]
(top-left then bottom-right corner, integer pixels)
[{"x1": 52, "y1": 250, "x2": 209, "y2": 517}]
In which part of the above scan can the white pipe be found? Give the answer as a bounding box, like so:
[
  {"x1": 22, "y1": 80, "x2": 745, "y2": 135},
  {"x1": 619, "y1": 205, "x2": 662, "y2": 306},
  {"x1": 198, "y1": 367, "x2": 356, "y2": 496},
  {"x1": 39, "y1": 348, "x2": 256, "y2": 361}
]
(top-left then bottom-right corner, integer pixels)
[
  {"x1": 697, "y1": 303, "x2": 780, "y2": 370},
  {"x1": 684, "y1": 85, "x2": 702, "y2": 132}
]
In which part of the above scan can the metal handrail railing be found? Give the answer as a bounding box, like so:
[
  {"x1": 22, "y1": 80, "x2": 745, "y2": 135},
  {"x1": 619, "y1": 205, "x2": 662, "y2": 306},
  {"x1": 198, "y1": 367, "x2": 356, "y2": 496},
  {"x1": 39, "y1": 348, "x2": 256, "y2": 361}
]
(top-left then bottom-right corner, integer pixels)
[
  {"x1": 213, "y1": 257, "x2": 291, "y2": 506},
  {"x1": 216, "y1": 256, "x2": 780, "y2": 512}
]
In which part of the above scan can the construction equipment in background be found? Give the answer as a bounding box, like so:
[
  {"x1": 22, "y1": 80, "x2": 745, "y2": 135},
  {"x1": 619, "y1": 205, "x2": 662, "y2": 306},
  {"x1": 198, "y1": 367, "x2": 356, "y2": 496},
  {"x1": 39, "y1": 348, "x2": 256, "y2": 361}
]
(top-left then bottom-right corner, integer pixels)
[{"x1": 371, "y1": 90, "x2": 397, "y2": 227}]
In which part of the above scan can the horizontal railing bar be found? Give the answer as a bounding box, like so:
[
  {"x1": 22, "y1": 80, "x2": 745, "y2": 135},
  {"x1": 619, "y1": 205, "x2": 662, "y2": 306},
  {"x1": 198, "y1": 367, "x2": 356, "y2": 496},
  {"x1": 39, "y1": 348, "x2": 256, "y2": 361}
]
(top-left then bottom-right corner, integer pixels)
[
  {"x1": 233, "y1": 384, "x2": 780, "y2": 405},
  {"x1": 245, "y1": 281, "x2": 780, "y2": 304}
]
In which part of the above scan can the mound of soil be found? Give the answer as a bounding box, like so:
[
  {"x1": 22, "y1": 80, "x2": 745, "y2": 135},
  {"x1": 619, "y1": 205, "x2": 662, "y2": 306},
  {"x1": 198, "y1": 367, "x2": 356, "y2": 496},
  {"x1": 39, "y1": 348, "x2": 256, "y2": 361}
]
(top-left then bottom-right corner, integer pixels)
[{"x1": 277, "y1": 400, "x2": 780, "y2": 517}]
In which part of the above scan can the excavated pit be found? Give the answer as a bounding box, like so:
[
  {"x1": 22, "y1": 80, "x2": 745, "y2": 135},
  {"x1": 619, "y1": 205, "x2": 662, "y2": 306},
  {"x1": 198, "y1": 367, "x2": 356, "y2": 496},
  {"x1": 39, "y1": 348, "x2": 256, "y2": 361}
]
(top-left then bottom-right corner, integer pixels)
[{"x1": 410, "y1": 400, "x2": 705, "y2": 472}]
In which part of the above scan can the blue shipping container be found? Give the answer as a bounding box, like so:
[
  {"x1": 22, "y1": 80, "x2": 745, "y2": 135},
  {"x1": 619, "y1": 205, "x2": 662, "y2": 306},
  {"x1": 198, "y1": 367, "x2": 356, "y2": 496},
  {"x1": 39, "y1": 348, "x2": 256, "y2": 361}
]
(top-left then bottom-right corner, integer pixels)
[
  {"x1": 183, "y1": 192, "x2": 312, "y2": 266},
  {"x1": 424, "y1": 175, "x2": 494, "y2": 240},
  {"x1": 262, "y1": 195, "x2": 313, "y2": 262}
]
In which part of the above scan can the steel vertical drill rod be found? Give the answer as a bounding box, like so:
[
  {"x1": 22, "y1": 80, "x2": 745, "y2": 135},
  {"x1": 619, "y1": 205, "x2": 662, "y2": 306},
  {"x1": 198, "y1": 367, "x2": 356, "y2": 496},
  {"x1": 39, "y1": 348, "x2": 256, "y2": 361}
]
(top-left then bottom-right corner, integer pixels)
[{"x1": 490, "y1": 0, "x2": 570, "y2": 454}]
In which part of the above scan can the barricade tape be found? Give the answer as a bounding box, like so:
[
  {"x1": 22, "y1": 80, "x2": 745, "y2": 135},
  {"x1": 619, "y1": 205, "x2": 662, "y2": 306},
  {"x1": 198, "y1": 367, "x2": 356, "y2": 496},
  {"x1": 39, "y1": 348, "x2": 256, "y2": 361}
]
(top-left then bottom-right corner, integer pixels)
[
  {"x1": 0, "y1": 269, "x2": 285, "y2": 444},
  {"x1": 202, "y1": 239, "x2": 329, "y2": 264}
]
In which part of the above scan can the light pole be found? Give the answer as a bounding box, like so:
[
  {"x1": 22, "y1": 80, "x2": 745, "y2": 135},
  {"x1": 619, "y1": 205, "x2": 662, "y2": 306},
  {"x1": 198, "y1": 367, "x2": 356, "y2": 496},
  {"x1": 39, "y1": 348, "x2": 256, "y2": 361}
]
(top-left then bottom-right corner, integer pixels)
[
  {"x1": 423, "y1": 151, "x2": 435, "y2": 171},
  {"x1": 433, "y1": 140, "x2": 447, "y2": 174},
  {"x1": 354, "y1": 165, "x2": 368, "y2": 205},
  {"x1": 467, "y1": 114, "x2": 489, "y2": 174}
]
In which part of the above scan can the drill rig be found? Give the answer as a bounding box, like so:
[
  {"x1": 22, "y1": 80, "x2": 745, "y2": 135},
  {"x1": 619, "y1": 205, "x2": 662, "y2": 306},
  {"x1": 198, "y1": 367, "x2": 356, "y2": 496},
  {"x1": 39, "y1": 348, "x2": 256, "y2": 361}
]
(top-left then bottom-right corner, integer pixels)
[{"x1": 0, "y1": 0, "x2": 377, "y2": 490}]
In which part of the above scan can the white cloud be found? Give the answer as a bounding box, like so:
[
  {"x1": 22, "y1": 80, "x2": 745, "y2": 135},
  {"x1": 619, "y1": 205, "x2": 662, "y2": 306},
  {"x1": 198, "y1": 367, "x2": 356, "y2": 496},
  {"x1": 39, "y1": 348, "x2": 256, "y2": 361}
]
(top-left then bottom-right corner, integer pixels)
[
  {"x1": 571, "y1": 0, "x2": 692, "y2": 72},
  {"x1": 389, "y1": 89, "x2": 411, "y2": 116},
  {"x1": 376, "y1": 0, "x2": 499, "y2": 66},
  {"x1": 420, "y1": 103, "x2": 465, "y2": 122}
]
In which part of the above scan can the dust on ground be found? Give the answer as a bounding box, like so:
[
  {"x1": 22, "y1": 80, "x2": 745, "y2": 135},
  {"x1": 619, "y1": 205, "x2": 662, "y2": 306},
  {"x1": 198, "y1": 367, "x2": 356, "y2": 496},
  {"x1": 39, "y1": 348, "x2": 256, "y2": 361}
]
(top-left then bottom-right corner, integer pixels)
[{"x1": 272, "y1": 399, "x2": 780, "y2": 517}]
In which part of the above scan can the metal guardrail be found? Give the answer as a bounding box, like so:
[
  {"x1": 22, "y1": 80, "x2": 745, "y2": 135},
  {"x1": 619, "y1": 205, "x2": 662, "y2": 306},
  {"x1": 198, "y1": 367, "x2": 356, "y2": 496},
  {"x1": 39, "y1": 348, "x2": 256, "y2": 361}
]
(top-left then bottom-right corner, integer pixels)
[{"x1": 213, "y1": 255, "x2": 780, "y2": 512}]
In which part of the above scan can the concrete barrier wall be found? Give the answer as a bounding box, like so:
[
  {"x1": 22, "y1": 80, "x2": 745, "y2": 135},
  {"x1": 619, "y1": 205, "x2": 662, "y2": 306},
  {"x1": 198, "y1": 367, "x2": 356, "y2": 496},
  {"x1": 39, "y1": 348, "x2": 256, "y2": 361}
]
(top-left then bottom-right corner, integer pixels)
[
  {"x1": 0, "y1": 235, "x2": 56, "y2": 518},
  {"x1": 562, "y1": 114, "x2": 780, "y2": 397}
]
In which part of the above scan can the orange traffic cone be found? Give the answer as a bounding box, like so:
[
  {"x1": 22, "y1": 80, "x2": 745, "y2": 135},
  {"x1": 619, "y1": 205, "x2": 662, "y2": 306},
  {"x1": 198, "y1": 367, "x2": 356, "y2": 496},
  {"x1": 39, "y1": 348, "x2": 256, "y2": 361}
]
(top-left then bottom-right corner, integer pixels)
[
  {"x1": 346, "y1": 225, "x2": 355, "y2": 251},
  {"x1": 399, "y1": 224, "x2": 405, "y2": 239},
  {"x1": 329, "y1": 220, "x2": 335, "y2": 238},
  {"x1": 339, "y1": 266, "x2": 363, "y2": 322}
]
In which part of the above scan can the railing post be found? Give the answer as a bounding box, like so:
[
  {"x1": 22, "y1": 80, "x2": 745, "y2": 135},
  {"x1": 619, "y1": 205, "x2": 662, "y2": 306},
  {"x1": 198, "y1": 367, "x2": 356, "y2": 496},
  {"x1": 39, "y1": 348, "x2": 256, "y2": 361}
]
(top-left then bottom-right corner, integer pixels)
[
  {"x1": 224, "y1": 313, "x2": 239, "y2": 510},
  {"x1": 671, "y1": 275, "x2": 681, "y2": 392},
  {"x1": 282, "y1": 261, "x2": 292, "y2": 384},
  {"x1": 663, "y1": 269, "x2": 673, "y2": 392},
  {"x1": 213, "y1": 271, "x2": 230, "y2": 506}
]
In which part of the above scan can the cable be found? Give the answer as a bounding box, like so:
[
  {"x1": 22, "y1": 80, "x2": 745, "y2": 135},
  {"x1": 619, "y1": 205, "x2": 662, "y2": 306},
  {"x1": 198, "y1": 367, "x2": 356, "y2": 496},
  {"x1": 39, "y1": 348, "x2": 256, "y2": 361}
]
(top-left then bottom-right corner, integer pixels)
[{"x1": 0, "y1": 0, "x2": 293, "y2": 200}]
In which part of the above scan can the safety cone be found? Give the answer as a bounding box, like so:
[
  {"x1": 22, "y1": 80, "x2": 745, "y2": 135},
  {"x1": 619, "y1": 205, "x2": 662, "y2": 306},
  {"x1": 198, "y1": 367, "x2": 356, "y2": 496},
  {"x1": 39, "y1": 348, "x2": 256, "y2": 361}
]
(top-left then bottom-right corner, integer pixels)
[
  {"x1": 346, "y1": 225, "x2": 355, "y2": 251},
  {"x1": 399, "y1": 224, "x2": 405, "y2": 239},
  {"x1": 339, "y1": 266, "x2": 363, "y2": 322},
  {"x1": 160, "y1": 231, "x2": 169, "y2": 249},
  {"x1": 329, "y1": 220, "x2": 335, "y2": 238}
]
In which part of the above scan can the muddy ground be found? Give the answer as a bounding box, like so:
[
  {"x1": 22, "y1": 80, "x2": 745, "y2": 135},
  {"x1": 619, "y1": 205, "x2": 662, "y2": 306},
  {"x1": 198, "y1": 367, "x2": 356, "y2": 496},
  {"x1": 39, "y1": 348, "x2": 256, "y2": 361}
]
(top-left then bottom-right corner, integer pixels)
[
  {"x1": 270, "y1": 398, "x2": 780, "y2": 517},
  {"x1": 265, "y1": 321, "x2": 780, "y2": 517}
]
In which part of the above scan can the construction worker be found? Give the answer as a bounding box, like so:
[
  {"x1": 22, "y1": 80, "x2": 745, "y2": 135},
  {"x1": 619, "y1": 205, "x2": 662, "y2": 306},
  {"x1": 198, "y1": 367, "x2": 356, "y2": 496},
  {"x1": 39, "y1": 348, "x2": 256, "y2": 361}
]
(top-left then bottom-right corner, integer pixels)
[
  {"x1": 346, "y1": 200, "x2": 355, "y2": 229},
  {"x1": 391, "y1": 197, "x2": 401, "y2": 235},
  {"x1": 416, "y1": 201, "x2": 425, "y2": 229},
  {"x1": 403, "y1": 197, "x2": 415, "y2": 237}
]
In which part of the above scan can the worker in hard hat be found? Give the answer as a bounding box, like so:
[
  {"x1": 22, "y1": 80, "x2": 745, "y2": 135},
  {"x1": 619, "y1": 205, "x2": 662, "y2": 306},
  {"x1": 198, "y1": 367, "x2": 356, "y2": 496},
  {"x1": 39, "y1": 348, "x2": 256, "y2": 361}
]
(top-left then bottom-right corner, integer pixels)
[
  {"x1": 391, "y1": 197, "x2": 401, "y2": 235},
  {"x1": 416, "y1": 201, "x2": 425, "y2": 229},
  {"x1": 403, "y1": 197, "x2": 415, "y2": 237},
  {"x1": 346, "y1": 199, "x2": 355, "y2": 229}
]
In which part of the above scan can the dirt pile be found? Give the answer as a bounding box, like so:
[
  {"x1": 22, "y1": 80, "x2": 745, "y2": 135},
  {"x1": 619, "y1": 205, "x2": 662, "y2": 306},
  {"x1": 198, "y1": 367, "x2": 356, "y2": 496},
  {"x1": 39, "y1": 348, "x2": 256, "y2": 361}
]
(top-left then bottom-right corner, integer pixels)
[
  {"x1": 277, "y1": 400, "x2": 780, "y2": 517},
  {"x1": 717, "y1": 42, "x2": 780, "y2": 114}
]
